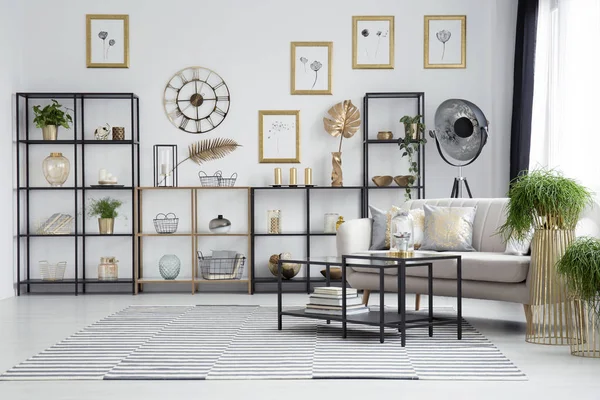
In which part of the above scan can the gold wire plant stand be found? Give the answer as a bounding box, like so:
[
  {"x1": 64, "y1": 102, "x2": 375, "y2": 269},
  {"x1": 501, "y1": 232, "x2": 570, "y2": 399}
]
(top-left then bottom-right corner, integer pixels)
[
  {"x1": 526, "y1": 228, "x2": 576, "y2": 345},
  {"x1": 569, "y1": 299, "x2": 600, "y2": 357}
]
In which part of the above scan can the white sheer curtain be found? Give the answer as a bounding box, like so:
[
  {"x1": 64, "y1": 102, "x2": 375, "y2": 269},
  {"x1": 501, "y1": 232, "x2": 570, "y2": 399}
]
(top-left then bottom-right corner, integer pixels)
[{"x1": 530, "y1": 0, "x2": 600, "y2": 193}]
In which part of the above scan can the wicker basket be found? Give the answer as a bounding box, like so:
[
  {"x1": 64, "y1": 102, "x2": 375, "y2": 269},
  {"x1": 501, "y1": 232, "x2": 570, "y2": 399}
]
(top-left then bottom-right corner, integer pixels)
[
  {"x1": 218, "y1": 172, "x2": 237, "y2": 187},
  {"x1": 39, "y1": 261, "x2": 67, "y2": 281},
  {"x1": 198, "y1": 251, "x2": 245, "y2": 280},
  {"x1": 198, "y1": 171, "x2": 221, "y2": 187},
  {"x1": 198, "y1": 171, "x2": 237, "y2": 187},
  {"x1": 153, "y1": 213, "x2": 179, "y2": 234}
]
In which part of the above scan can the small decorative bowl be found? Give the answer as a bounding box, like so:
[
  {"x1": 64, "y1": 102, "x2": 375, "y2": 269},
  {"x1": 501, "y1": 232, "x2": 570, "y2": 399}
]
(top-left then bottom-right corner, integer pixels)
[
  {"x1": 377, "y1": 131, "x2": 394, "y2": 140},
  {"x1": 394, "y1": 175, "x2": 416, "y2": 187},
  {"x1": 320, "y1": 267, "x2": 342, "y2": 280},
  {"x1": 372, "y1": 175, "x2": 393, "y2": 187}
]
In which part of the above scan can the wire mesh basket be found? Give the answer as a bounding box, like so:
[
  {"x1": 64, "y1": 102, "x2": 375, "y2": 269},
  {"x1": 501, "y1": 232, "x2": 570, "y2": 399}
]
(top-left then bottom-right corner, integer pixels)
[
  {"x1": 198, "y1": 251, "x2": 245, "y2": 280},
  {"x1": 198, "y1": 171, "x2": 237, "y2": 187},
  {"x1": 218, "y1": 172, "x2": 238, "y2": 187},
  {"x1": 198, "y1": 171, "x2": 221, "y2": 187},
  {"x1": 153, "y1": 213, "x2": 179, "y2": 234},
  {"x1": 39, "y1": 261, "x2": 67, "y2": 281}
]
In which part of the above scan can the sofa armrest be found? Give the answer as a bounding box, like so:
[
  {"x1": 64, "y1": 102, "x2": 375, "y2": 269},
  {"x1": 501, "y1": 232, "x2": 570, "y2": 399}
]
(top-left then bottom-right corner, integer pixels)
[{"x1": 336, "y1": 218, "x2": 373, "y2": 257}]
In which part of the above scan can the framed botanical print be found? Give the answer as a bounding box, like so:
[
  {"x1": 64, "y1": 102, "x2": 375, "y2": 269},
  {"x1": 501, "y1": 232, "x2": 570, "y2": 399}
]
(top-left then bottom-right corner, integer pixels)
[
  {"x1": 258, "y1": 110, "x2": 300, "y2": 163},
  {"x1": 352, "y1": 16, "x2": 394, "y2": 69},
  {"x1": 424, "y1": 15, "x2": 466, "y2": 69},
  {"x1": 86, "y1": 14, "x2": 129, "y2": 68},
  {"x1": 291, "y1": 42, "x2": 332, "y2": 95}
]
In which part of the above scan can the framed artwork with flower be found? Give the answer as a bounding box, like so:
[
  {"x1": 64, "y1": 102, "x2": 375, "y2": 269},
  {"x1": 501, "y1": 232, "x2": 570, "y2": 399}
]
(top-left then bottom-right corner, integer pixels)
[
  {"x1": 86, "y1": 14, "x2": 129, "y2": 68},
  {"x1": 290, "y1": 42, "x2": 332, "y2": 95},
  {"x1": 424, "y1": 15, "x2": 466, "y2": 69},
  {"x1": 352, "y1": 16, "x2": 394, "y2": 69},
  {"x1": 258, "y1": 110, "x2": 300, "y2": 163}
]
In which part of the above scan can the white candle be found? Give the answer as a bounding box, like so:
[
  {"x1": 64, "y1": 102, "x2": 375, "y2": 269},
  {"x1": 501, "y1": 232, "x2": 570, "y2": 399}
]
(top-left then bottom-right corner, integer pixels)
[
  {"x1": 99, "y1": 169, "x2": 107, "y2": 181},
  {"x1": 160, "y1": 164, "x2": 168, "y2": 175}
]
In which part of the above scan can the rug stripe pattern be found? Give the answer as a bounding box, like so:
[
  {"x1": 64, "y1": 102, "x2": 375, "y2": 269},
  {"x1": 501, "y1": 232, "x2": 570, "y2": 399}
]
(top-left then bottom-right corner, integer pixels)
[{"x1": 0, "y1": 305, "x2": 526, "y2": 381}]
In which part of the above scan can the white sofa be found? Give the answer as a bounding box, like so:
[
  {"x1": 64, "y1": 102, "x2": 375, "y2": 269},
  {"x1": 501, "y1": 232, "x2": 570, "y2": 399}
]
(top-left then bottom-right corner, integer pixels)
[{"x1": 336, "y1": 198, "x2": 532, "y2": 308}]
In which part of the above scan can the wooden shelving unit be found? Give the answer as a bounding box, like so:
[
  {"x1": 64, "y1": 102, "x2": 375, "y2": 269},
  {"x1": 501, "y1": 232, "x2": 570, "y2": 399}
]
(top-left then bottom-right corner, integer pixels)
[{"x1": 135, "y1": 187, "x2": 252, "y2": 294}]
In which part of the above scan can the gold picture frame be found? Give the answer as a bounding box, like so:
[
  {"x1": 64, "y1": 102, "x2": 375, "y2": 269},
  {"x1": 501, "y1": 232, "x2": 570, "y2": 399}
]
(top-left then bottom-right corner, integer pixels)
[
  {"x1": 86, "y1": 14, "x2": 129, "y2": 68},
  {"x1": 291, "y1": 42, "x2": 332, "y2": 95},
  {"x1": 424, "y1": 15, "x2": 466, "y2": 69},
  {"x1": 352, "y1": 16, "x2": 394, "y2": 69},
  {"x1": 258, "y1": 110, "x2": 300, "y2": 163}
]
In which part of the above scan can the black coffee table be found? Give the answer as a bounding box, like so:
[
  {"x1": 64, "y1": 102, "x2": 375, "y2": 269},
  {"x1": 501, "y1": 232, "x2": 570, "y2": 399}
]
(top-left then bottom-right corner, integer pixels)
[
  {"x1": 277, "y1": 253, "x2": 462, "y2": 347},
  {"x1": 341, "y1": 253, "x2": 462, "y2": 346}
]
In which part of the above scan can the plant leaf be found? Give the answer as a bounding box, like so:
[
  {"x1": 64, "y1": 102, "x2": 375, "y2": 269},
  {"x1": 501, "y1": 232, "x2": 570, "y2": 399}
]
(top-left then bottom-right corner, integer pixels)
[
  {"x1": 323, "y1": 100, "x2": 361, "y2": 139},
  {"x1": 187, "y1": 138, "x2": 241, "y2": 165}
]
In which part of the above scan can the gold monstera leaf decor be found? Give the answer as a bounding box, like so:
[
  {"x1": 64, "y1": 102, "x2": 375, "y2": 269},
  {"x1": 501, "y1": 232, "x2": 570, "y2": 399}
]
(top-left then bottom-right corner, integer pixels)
[{"x1": 323, "y1": 100, "x2": 361, "y2": 187}]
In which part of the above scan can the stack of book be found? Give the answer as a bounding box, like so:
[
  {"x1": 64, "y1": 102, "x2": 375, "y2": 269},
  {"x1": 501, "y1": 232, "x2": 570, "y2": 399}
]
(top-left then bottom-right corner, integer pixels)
[{"x1": 305, "y1": 287, "x2": 369, "y2": 315}]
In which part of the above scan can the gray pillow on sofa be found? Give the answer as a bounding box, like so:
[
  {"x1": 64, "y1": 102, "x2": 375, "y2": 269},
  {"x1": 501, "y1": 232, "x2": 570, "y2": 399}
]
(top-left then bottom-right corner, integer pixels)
[
  {"x1": 369, "y1": 205, "x2": 387, "y2": 250},
  {"x1": 421, "y1": 205, "x2": 477, "y2": 251}
]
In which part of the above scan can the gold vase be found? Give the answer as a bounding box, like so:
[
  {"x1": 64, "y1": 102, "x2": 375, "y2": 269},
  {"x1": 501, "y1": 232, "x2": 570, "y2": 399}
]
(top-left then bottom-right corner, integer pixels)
[
  {"x1": 526, "y1": 228, "x2": 576, "y2": 345},
  {"x1": 331, "y1": 151, "x2": 343, "y2": 187},
  {"x1": 568, "y1": 298, "x2": 600, "y2": 357},
  {"x1": 42, "y1": 125, "x2": 58, "y2": 140},
  {"x1": 98, "y1": 218, "x2": 115, "y2": 235}
]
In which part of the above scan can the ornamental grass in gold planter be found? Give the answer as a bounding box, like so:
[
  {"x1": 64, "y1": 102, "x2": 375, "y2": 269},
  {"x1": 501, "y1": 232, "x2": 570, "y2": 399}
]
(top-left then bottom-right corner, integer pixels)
[{"x1": 499, "y1": 168, "x2": 592, "y2": 345}]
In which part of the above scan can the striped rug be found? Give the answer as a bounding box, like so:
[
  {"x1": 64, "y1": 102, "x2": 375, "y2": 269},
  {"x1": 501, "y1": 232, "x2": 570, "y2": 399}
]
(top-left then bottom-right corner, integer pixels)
[{"x1": 0, "y1": 305, "x2": 526, "y2": 381}]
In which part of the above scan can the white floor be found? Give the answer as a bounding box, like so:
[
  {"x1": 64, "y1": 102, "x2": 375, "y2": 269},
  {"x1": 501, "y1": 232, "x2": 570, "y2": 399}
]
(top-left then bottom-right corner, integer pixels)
[{"x1": 0, "y1": 293, "x2": 599, "y2": 400}]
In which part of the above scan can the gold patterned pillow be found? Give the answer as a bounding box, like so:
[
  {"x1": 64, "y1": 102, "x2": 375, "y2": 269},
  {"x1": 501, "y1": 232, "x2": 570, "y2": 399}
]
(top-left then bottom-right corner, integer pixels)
[{"x1": 421, "y1": 205, "x2": 476, "y2": 251}]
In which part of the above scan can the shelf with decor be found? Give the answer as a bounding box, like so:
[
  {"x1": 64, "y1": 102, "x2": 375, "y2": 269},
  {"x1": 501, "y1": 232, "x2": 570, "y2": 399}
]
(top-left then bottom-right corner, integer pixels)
[
  {"x1": 15, "y1": 92, "x2": 140, "y2": 296},
  {"x1": 135, "y1": 187, "x2": 252, "y2": 294},
  {"x1": 250, "y1": 186, "x2": 364, "y2": 293},
  {"x1": 362, "y1": 92, "x2": 426, "y2": 215}
]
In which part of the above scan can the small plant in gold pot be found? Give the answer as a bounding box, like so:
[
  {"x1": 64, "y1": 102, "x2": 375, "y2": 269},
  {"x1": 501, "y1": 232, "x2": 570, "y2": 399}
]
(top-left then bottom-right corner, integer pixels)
[
  {"x1": 33, "y1": 100, "x2": 73, "y2": 141},
  {"x1": 88, "y1": 197, "x2": 123, "y2": 235}
]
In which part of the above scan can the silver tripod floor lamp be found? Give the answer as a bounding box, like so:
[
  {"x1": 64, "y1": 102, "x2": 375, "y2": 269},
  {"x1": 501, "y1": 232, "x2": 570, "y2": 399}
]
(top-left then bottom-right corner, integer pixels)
[{"x1": 429, "y1": 99, "x2": 489, "y2": 198}]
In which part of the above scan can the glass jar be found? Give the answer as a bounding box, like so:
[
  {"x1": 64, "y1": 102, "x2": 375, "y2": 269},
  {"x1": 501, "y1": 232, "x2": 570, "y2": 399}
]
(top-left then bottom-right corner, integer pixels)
[
  {"x1": 98, "y1": 256, "x2": 119, "y2": 281},
  {"x1": 324, "y1": 213, "x2": 339, "y2": 233},
  {"x1": 42, "y1": 152, "x2": 70, "y2": 187},
  {"x1": 390, "y1": 211, "x2": 414, "y2": 252},
  {"x1": 267, "y1": 210, "x2": 281, "y2": 234}
]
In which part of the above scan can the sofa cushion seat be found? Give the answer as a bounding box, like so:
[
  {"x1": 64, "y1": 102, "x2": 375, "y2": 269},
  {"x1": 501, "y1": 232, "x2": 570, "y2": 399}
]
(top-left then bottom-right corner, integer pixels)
[{"x1": 348, "y1": 250, "x2": 530, "y2": 283}]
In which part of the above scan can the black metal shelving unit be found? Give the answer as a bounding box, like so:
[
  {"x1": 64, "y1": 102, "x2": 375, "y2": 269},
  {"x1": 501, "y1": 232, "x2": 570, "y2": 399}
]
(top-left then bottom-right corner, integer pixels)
[
  {"x1": 15, "y1": 92, "x2": 140, "y2": 295},
  {"x1": 362, "y1": 92, "x2": 426, "y2": 216},
  {"x1": 250, "y1": 186, "x2": 364, "y2": 293}
]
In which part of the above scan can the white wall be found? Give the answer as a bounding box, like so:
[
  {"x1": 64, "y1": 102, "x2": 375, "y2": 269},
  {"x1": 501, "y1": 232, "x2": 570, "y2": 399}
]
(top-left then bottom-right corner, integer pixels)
[
  {"x1": 12, "y1": 0, "x2": 517, "y2": 287},
  {"x1": 1, "y1": 0, "x2": 21, "y2": 299}
]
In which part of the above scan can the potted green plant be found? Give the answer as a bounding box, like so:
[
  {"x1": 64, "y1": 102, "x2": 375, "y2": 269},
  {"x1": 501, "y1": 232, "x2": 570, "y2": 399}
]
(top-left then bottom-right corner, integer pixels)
[
  {"x1": 556, "y1": 237, "x2": 600, "y2": 357},
  {"x1": 398, "y1": 115, "x2": 427, "y2": 201},
  {"x1": 498, "y1": 168, "x2": 592, "y2": 344},
  {"x1": 88, "y1": 197, "x2": 123, "y2": 235},
  {"x1": 33, "y1": 100, "x2": 73, "y2": 141}
]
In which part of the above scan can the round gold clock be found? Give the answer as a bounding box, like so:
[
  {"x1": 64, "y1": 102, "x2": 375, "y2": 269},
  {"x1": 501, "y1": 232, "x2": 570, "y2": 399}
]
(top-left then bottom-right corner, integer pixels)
[{"x1": 163, "y1": 66, "x2": 230, "y2": 134}]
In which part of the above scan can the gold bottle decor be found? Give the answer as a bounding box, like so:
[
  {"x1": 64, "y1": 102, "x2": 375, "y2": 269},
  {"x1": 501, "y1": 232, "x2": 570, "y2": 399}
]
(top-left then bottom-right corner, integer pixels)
[
  {"x1": 331, "y1": 152, "x2": 343, "y2": 187},
  {"x1": 323, "y1": 100, "x2": 361, "y2": 187}
]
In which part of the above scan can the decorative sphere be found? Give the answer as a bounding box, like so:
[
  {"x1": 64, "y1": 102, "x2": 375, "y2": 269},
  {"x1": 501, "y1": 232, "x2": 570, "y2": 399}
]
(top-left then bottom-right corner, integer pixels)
[
  {"x1": 159, "y1": 254, "x2": 181, "y2": 280},
  {"x1": 268, "y1": 252, "x2": 300, "y2": 279}
]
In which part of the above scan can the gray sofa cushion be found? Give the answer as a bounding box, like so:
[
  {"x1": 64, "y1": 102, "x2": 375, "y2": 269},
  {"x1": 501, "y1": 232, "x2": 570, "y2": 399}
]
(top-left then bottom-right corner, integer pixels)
[{"x1": 350, "y1": 250, "x2": 530, "y2": 283}]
